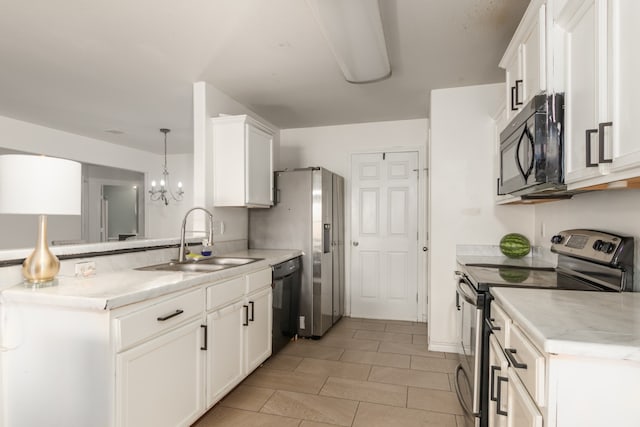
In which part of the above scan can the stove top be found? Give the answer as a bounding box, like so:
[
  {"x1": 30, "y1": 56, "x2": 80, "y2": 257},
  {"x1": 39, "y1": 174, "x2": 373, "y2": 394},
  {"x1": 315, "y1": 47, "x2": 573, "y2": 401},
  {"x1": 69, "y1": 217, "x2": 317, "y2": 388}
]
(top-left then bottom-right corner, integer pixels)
[
  {"x1": 462, "y1": 229, "x2": 635, "y2": 293},
  {"x1": 463, "y1": 265, "x2": 604, "y2": 291}
]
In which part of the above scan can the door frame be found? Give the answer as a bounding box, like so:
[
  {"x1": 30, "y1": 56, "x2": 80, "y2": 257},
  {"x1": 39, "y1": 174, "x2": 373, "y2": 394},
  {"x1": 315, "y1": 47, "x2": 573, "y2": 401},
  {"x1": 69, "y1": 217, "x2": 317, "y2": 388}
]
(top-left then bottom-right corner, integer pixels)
[{"x1": 346, "y1": 145, "x2": 428, "y2": 322}]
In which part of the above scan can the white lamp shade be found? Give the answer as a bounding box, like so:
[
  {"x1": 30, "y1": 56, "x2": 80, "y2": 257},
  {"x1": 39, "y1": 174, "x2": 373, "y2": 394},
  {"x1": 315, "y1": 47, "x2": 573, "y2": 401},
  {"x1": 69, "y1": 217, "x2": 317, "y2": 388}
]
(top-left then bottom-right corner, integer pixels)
[
  {"x1": 0, "y1": 154, "x2": 81, "y2": 215},
  {"x1": 307, "y1": 0, "x2": 391, "y2": 83}
]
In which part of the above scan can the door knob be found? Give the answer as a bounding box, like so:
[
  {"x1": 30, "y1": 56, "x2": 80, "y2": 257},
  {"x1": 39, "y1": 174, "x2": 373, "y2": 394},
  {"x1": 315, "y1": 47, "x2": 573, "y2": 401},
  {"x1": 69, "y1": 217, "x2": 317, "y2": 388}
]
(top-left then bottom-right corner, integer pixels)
[{"x1": 352, "y1": 241, "x2": 359, "y2": 247}]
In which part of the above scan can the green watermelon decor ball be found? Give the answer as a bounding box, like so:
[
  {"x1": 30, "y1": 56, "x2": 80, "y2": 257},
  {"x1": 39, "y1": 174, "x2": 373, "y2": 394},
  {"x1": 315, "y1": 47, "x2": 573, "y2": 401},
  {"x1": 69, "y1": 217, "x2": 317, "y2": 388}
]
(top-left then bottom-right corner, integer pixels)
[{"x1": 500, "y1": 233, "x2": 531, "y2": 258}]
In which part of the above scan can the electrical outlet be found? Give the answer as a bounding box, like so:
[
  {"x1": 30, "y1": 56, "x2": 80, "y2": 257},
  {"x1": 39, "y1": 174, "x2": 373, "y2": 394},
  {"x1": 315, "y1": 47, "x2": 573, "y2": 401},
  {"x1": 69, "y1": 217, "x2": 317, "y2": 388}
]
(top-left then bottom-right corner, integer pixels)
[
  {"x1": 299, "y1": 316, "x2": 305, "y2": 330},
  {"x1": 220, "y1": 221, "x2": 225, "y2": 235},
  {"x1": 75, "y1": 261, "x2": 96, "y2": 278},
  {"x1": 540, "y1": 222, "x2": 546, "y2": 238}
]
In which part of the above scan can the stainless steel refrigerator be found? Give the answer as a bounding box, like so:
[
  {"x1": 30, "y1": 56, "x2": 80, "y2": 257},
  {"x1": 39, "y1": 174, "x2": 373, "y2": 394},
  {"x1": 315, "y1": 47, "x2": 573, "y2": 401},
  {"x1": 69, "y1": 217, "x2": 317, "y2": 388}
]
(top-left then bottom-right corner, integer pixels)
[{"x1": 249, "y1": 167, "x2": 344, "y2": 337}]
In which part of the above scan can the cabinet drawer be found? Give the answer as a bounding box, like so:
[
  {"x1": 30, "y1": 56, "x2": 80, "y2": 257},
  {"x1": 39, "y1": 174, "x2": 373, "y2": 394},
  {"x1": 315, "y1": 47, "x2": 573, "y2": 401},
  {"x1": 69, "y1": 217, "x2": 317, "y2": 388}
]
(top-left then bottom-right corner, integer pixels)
[
  {"x1": 506, "y1": 324, "x2": 545, "y2": 407},
  {"x1": 115, "y1": 288, "x2": 204, "y2": 351},
  {"x1": 246, "y1": 268, "x2": 272, "y2": 294},
  {"x1": 207, "y1": 276, "x2": 245, "y2": 311},
  {"x1": 489, "y1": 302, "x2": 511, "y2": 349}
]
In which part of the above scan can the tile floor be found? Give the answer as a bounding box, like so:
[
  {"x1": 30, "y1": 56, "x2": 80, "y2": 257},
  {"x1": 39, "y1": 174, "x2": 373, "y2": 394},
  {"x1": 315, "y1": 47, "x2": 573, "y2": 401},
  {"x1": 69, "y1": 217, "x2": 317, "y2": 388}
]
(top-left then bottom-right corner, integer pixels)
[{"x1": 193, "y1": 317, "x2": 472, "y2": 427}]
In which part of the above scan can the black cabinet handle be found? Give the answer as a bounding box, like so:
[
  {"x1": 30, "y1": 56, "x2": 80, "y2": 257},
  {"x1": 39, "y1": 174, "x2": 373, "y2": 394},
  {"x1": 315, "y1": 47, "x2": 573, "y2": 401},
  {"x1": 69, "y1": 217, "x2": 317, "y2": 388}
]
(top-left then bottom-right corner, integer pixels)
[
  {"x1": 486, "y1": 318, "x2": 501, "y2": 332},
  {"x1": 586, "y1": 129, "x2": 598, "y2": 167},
  {"x1": 249, "y1": 301, "x2": 255, "y2": 322},
  {"x1": 490, "y1": 365, "x2": 501, "y2": 401},
  {"x1": 200, "y1": 325, "x2": 208, "y2": 351},
  {"x1": 496, "y1": 375, "x2": 508, "y2": 416},
  {"x1": 156, "y1": 309, "x2": 184, "y2": 322},
  {"x1": 515, "y1": 80, "x2": 523, "y2": 106},
  {"x1": 504, "y1": 348, "x2": 528, "y2": 369},
  {"x1": 511, "y1": 86, "x2": 518, "y2": 111},
  {"x1": 598, "y1": 122, "x2": 613, "y2": 163},
  {"x1": 243, "y1": 305, "x2": 249, "y2": 326}
]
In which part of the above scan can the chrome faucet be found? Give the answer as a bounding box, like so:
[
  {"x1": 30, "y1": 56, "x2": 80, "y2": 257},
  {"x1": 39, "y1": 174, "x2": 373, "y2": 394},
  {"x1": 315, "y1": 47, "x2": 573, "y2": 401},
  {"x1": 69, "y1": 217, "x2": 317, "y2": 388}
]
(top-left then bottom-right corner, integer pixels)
[{"x1": 179, "y1": 207, "x2": 214, "y2": 262}]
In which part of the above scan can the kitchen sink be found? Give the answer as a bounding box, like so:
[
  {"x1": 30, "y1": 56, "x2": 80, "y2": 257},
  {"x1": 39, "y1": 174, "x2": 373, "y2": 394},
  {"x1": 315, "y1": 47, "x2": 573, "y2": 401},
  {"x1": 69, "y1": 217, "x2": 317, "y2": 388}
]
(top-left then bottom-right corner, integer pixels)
[
  {"x1": 197, "y1": 256, "x2": 263, "y2": 266},
  {"x1": 136, "y1": 256, "x2": 263, "y2": 273}
]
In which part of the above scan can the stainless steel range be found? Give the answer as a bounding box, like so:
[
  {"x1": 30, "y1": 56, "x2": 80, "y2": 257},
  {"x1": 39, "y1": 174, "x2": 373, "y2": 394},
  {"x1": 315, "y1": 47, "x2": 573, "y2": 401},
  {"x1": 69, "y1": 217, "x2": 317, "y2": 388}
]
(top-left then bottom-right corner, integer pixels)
[{"x1": 454, "y1": 229, "x2": 635, "y2": 427}]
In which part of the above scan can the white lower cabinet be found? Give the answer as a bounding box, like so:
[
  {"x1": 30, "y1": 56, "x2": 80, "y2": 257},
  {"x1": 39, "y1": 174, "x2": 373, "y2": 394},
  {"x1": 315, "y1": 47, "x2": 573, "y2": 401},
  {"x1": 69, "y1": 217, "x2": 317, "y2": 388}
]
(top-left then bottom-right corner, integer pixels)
[
  {"x1": 490, "y1": 298, "x2": 640, "y2": 427},
  {"x1": 116, "y1": 319, "x2": 205, "y2": 427},
  {"x1": 205, "y1": 301, "x2": 245, "y2": 407},
  {"x1": 506, "y1": 368, "x2": 543, "y2": 427},
  {"x1": 245, "y1": 287, "x2": 272, "y2": 373},
  {"x1": 1, "y1": 266, "x2": 275, "y2": 427},
  {"x1": 488, "y1": 335, "x2": 508, "y2": 427},
  {"x1": 204, "y1": 268, "x2": 273, "y2": 408}
]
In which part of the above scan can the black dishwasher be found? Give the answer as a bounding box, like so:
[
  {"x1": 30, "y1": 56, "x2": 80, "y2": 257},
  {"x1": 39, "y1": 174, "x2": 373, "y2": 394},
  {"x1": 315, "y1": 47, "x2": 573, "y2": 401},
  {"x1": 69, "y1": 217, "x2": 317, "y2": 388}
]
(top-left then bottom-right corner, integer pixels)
[{"x1": 272, "y1": 257, "x2": 302, "y2": 355}]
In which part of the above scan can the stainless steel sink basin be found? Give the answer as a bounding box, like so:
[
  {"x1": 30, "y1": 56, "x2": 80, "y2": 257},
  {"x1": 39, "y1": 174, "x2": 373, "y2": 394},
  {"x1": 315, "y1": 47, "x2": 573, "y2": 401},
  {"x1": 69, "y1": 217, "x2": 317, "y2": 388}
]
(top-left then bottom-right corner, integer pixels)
[
  {"x1": 136, "y1": 257, "x2": 263, "y2": 273},
  {"x1": 197, "y1": 256, "x2": 263, "y2": 266}
]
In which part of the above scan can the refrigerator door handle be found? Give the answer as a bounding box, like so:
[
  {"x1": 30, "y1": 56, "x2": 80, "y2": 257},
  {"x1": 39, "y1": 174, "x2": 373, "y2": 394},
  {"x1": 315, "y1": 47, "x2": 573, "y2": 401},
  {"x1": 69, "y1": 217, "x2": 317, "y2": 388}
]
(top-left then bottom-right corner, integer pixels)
[{"x1": 323, "y1": 224, "x2": 331, "y2": 253}]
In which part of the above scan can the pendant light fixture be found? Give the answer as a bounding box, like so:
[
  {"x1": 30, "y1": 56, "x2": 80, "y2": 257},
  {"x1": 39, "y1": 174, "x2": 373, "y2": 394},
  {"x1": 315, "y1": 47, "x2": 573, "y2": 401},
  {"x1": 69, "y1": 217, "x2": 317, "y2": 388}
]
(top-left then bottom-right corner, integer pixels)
[{"x1": 149, "y1": 128, "x2": 184, "y2": 206}]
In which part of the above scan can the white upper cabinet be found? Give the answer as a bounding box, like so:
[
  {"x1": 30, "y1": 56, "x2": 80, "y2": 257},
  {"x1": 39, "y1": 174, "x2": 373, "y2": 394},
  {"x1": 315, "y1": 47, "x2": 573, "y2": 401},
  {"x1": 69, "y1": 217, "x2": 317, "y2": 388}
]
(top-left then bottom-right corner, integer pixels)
[
  {"x1": 212, "y1": 115, "x2": 274, "y2": 208},
  {"x1": 608, "y1": 1, "x2": 640, "y2": 173},
  {"x1": 558, "y1": 0, "x2": 640, "y2": 188},
  {"x1": 501, "y1": 2, "x2": 547, "y2": 121}
]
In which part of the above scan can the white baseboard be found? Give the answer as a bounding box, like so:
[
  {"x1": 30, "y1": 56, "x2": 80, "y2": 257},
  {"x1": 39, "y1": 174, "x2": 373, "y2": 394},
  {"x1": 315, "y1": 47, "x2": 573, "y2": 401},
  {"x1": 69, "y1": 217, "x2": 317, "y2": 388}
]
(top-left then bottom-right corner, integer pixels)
[{"x1": 428, "y1": 341, "x2": 460, "y2": 354}]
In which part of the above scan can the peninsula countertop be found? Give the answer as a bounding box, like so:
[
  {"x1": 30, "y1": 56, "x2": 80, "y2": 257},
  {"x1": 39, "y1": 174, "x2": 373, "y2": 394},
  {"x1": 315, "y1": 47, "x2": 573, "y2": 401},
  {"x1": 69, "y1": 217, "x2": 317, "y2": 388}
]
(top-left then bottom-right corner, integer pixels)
[
  {"x1": 0, "y1": 249, "x2": 302, "y2": 311},
  {"x1": 491, "y1": 287, "x2": 640, "y2": 361}
]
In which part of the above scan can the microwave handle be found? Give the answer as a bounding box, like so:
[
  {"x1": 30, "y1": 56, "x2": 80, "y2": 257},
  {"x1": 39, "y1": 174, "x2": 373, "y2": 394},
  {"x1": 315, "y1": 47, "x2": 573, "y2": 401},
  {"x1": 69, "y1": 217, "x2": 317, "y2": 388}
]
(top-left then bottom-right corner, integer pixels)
[{"x1": 515, "y1": 127, "x2": 534, "y2": 180}]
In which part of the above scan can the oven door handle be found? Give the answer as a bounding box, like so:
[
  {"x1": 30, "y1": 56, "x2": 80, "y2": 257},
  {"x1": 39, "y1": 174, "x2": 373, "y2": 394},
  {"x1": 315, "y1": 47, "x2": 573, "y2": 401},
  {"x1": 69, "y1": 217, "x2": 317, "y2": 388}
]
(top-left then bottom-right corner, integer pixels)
[{"x1": 456, "y1": 277, "x2": 477, "y2": 307}]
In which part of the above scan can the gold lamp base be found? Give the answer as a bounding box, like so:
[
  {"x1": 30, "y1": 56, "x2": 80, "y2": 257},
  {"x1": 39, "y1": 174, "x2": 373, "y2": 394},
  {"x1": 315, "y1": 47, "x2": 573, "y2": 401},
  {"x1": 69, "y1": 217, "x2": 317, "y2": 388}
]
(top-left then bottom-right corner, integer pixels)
[{"x1": 22, "y1": 215, "x2": 60, "y2": 287}]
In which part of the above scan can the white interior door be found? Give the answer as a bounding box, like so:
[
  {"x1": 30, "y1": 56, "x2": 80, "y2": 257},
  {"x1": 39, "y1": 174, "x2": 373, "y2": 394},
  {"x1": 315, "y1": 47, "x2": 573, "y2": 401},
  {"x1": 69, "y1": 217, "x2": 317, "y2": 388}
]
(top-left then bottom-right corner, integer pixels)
[{"x1": 350, "y1": 151, "x2": 419, "y2": 321}]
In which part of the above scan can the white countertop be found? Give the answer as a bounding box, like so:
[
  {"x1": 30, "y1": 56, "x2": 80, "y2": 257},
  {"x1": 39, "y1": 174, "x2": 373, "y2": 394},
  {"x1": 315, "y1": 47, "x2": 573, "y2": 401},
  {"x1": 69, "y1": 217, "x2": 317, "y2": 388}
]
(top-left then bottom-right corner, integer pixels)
[
  {"x1": 491, "y1": 288, "x2": 640, "y2": 361},
  {"x1": 0, "y1": 249, "x2": 302, "y2": 311},
  {"x1": 0, "y1": 237, "x2": 196, "y2": 262}
]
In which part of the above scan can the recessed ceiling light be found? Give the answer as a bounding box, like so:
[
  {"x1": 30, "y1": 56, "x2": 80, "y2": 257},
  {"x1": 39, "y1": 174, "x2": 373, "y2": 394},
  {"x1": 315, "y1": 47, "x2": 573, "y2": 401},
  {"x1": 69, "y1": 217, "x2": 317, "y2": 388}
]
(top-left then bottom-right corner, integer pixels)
[{"x1": 104, "y1": 129, "x2": 125, "y2": 135}]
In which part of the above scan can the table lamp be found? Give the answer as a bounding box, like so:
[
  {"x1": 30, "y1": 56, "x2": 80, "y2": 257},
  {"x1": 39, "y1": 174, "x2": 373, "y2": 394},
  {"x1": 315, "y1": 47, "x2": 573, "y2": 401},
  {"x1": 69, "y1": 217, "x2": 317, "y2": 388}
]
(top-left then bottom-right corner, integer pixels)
[{"x1": 0, "y1": 154, "x2": 81, "y2": 286}]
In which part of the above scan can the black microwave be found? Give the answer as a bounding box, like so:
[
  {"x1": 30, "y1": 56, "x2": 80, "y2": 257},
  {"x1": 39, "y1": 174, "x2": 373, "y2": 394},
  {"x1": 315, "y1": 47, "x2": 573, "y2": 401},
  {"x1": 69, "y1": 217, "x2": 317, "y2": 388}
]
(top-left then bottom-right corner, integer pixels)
[{"x1": 498, "y1": 93, "x2": 565, "y2": 196}]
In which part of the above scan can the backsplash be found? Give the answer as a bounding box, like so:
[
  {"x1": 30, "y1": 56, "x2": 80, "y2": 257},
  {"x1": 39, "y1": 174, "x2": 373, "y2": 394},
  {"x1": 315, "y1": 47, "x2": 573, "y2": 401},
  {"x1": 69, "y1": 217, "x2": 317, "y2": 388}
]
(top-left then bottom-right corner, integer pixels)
[{"x1": 0, "y1": 239, "x2": 248, "y2": 291}]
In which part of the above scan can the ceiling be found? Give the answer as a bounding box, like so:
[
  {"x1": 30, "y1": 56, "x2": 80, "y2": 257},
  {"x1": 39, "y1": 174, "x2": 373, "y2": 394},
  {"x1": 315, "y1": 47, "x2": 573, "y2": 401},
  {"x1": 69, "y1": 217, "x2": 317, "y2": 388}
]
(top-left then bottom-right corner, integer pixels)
[{"x1": 0, "y1": 0, "x2": 528, "y2": 154}]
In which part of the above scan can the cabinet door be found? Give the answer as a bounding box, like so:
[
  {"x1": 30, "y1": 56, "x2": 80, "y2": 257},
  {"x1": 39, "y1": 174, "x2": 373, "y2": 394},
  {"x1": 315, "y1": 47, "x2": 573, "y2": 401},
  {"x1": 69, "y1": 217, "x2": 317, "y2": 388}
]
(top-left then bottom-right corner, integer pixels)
[
  {"x1": 245, "y1": 287, "x2": 273, "y2": 372},
  {"x1": 521, "y1": 4, "x2": 546, "y2": 104},
  {"x1": 488, "y1": 336, "x2": 508, "y2": 427},
  {"x1": 507, "y1": 368, "x2": 543, "y2": 427},
  {"x1": 246, "y1": 123, "x2": 274, "y2": 207},
  {"x1": 116, "y1": 319, "x2": 205, "y2": 427},
  {"x1": 560, "y1": 0, "x2": 608, "y2": 184},
  {"x1": 206, "y1": 301, "x2": 245, "y2": 408},
  {"x1": 504, "y1": 50, "x2": 522, "y2": 120},
  {"x1": 609, "y1": 0, "x2": 640, "y2": 172}
]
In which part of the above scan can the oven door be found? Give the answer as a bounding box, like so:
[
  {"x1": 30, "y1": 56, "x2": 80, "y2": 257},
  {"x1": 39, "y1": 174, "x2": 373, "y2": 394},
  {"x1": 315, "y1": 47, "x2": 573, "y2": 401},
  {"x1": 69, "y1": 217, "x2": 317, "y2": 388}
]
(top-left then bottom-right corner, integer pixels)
[{"x1": 455, "y1": 274, "x2": 484, "y2": 424}]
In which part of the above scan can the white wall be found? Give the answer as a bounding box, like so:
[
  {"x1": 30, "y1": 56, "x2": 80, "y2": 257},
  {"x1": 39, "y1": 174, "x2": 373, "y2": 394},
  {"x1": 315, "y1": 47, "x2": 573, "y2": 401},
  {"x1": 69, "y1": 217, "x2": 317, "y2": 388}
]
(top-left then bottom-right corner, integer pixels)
[
  {"x1": 534, "y1": 189, "x2": 640, "y2": 291},
  {"x1": 280, "y1": 119, "x2": 429, "y2": 319},
  {"x1": 428, "y1": 84, "x2": 535, "y2": 352},
  {"x1": 0, "y1": 115, "x2": 193, "y2": 247},
  {"x1": 192, "y1": 82, "x2": 280, "y2": 242}
]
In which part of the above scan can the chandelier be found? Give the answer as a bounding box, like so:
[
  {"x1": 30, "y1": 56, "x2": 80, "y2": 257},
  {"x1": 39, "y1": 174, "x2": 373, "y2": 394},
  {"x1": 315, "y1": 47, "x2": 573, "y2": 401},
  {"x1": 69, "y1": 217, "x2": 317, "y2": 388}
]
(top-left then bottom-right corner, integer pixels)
[{"x1": 149, "y1": 128, "x2": 184, "y2": 206}]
